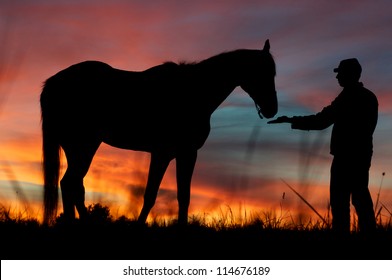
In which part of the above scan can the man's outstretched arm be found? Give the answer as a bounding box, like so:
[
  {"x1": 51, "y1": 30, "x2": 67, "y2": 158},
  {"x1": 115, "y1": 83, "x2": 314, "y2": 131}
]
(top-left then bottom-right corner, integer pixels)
[{"x1": 267, "y1": 116, "x2": 293, "y2": 124}]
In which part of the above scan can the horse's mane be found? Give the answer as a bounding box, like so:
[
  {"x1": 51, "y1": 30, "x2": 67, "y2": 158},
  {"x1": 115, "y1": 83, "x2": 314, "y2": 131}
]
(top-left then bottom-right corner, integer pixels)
[
  {"x1": 160, "y1": 60, "x2": 196, "y2": 68},
  {"x1": 153, "y1": 49, "x2": 275, "y2": 82},
  {"x1": 166, "y1": 49, "x2": 275, "y2": 74},
  {"x1": 164, "y1": 50, "x2": 244, "y2": 67}
]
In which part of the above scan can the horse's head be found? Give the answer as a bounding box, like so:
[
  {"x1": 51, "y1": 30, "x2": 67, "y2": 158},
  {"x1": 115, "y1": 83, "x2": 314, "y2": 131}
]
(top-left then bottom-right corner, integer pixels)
[{"x1": 240, "y1": 39, "x2": 277, "y2": 119}]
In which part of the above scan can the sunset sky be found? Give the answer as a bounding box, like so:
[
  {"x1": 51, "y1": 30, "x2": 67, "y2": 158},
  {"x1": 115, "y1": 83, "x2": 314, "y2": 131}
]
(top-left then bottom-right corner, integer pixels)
[{"x1": 0, "y1": 0, "x2": 391, "y2": 225}]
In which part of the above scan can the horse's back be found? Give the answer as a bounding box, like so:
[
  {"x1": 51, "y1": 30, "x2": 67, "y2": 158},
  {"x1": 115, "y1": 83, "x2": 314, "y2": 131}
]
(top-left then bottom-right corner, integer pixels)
[{"x1": 41, "y1": 61, "x2": 181, "y2": 102}]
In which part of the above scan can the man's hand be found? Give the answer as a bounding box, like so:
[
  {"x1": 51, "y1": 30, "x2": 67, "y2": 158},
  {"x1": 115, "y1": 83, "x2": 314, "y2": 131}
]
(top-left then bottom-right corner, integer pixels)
[{"x1": 267, "y1": 116, "x2": 292, "y2": 124}]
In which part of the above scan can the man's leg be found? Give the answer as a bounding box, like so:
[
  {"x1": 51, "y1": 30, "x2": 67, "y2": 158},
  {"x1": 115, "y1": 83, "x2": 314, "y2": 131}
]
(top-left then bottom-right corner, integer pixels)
[
  {"x1": 330, "y1": 156, "x2": 351, "y2": 234},
  {"x1": 351, "y1": 157, "x2": 376, "y2": 234}
]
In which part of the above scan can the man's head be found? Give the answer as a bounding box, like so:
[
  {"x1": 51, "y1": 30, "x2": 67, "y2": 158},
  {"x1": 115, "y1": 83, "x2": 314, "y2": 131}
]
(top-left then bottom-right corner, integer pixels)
[{"x1": 334, "y1": 58, "x2": 362, "y2": 87}]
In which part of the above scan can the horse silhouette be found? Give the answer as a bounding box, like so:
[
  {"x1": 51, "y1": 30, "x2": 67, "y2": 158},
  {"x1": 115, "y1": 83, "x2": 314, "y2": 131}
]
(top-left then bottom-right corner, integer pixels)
[{"x1": 40, "y1": 39, "x2": 278, "y2": 225}]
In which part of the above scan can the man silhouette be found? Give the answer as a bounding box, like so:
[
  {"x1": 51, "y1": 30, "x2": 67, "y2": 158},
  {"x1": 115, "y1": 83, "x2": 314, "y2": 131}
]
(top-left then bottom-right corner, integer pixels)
[{"x1": 269, "y1": 58, "x2": 378, "y2": 235}]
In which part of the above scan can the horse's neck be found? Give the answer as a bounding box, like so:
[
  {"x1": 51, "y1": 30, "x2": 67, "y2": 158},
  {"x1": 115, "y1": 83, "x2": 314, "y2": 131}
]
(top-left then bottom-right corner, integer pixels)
[{"x1": 196, "y1": 53, "x2": 245, "y2": 114}]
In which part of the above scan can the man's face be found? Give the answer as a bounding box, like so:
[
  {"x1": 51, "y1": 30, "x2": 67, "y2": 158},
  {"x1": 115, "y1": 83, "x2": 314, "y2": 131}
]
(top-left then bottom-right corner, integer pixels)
[
  {"x1": 336, "y1": 71, "x2": 357, "y2": 87},
  {"x1": 336, "y1": 71, "x2": 346, "y2": 87}
]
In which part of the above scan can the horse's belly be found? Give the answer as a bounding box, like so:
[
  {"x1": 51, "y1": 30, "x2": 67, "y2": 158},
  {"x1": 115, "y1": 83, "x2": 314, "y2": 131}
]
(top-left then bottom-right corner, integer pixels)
[
  {"x1": 102, "y1": 126, "x2": 153, "y2": 151},
  {"x1": 101, "y1": 120, "x2": 210, "y2": 153}
]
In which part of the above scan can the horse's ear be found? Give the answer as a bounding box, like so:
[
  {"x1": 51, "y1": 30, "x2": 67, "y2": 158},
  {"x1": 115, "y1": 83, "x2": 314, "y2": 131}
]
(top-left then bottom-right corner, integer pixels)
[{"x1": 263, "y1": 39, "x2": 270, "y2": 52}]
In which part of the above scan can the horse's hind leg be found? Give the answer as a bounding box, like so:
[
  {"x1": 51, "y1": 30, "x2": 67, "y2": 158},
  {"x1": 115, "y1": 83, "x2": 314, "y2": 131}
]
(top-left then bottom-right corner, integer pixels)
[{"x1": 60, "y1": 140, "x2": 100, "y2": 222}]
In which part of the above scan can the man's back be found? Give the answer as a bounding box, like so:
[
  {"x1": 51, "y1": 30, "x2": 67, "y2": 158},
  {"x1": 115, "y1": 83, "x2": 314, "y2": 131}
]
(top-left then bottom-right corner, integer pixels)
[{"x1": 330, "y1": 82, "x2": 378, "y2": 157}]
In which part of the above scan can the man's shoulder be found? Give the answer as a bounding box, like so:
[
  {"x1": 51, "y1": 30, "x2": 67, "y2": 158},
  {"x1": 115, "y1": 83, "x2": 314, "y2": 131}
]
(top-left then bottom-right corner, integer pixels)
[
  {"x1": 359, "y1": 85, "x2": 378, "y2": 107},
  {"x1": 361, "y1": 85, "x2": 377, "y2": 98}
]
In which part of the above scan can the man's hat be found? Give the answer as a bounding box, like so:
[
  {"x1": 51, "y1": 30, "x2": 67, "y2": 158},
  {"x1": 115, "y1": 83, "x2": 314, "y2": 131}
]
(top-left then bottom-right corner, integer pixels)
[{"x1": 333, "y1": 58, "x2": 362, "y2": 75}]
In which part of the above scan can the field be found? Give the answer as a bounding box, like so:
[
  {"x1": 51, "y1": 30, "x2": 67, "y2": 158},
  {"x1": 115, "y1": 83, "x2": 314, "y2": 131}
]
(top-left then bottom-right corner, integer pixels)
[{"x1": 1, "y1": 203, "x2": 391, "y2": 260}]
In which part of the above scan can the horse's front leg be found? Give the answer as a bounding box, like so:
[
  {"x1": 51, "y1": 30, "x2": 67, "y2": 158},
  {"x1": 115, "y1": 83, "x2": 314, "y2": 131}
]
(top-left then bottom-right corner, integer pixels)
[
  {"x1": 137, "y1": 152, "x2": 172, "y2": 225},
  {"x1": 176, "y1": 149, "x2": 197, "y2": 226}
]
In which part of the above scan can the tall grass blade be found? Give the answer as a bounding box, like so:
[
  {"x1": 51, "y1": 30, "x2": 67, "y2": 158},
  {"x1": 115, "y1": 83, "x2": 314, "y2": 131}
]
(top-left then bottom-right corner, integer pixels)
[
  {"x1": 374, "y1": 172, "x2": 385, "y2": 213},
  {"x1": 238, "y1": 122, "x2": 261, "y2": 190},
  {"x1": 375, "y1": 206, "x2": 383, "y2": 221},
  {"x1": 280, "y1": 178, "x2": 327, "y2": 225},
  {"x1": 380, "y1": 202, "x2": 391, "y2": 216}
]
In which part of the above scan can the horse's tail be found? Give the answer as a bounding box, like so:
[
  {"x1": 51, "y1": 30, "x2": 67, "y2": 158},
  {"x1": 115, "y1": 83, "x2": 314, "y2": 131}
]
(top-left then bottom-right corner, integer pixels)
[{"x1": 40, "y1": 81, "x2": 61, "y2": 225}]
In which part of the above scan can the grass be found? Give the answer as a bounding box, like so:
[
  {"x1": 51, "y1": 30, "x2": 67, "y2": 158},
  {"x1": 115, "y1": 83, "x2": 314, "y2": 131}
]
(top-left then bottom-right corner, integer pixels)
[{"x1": 1, "y1": 202, "x2": 391, "y2": 260}]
